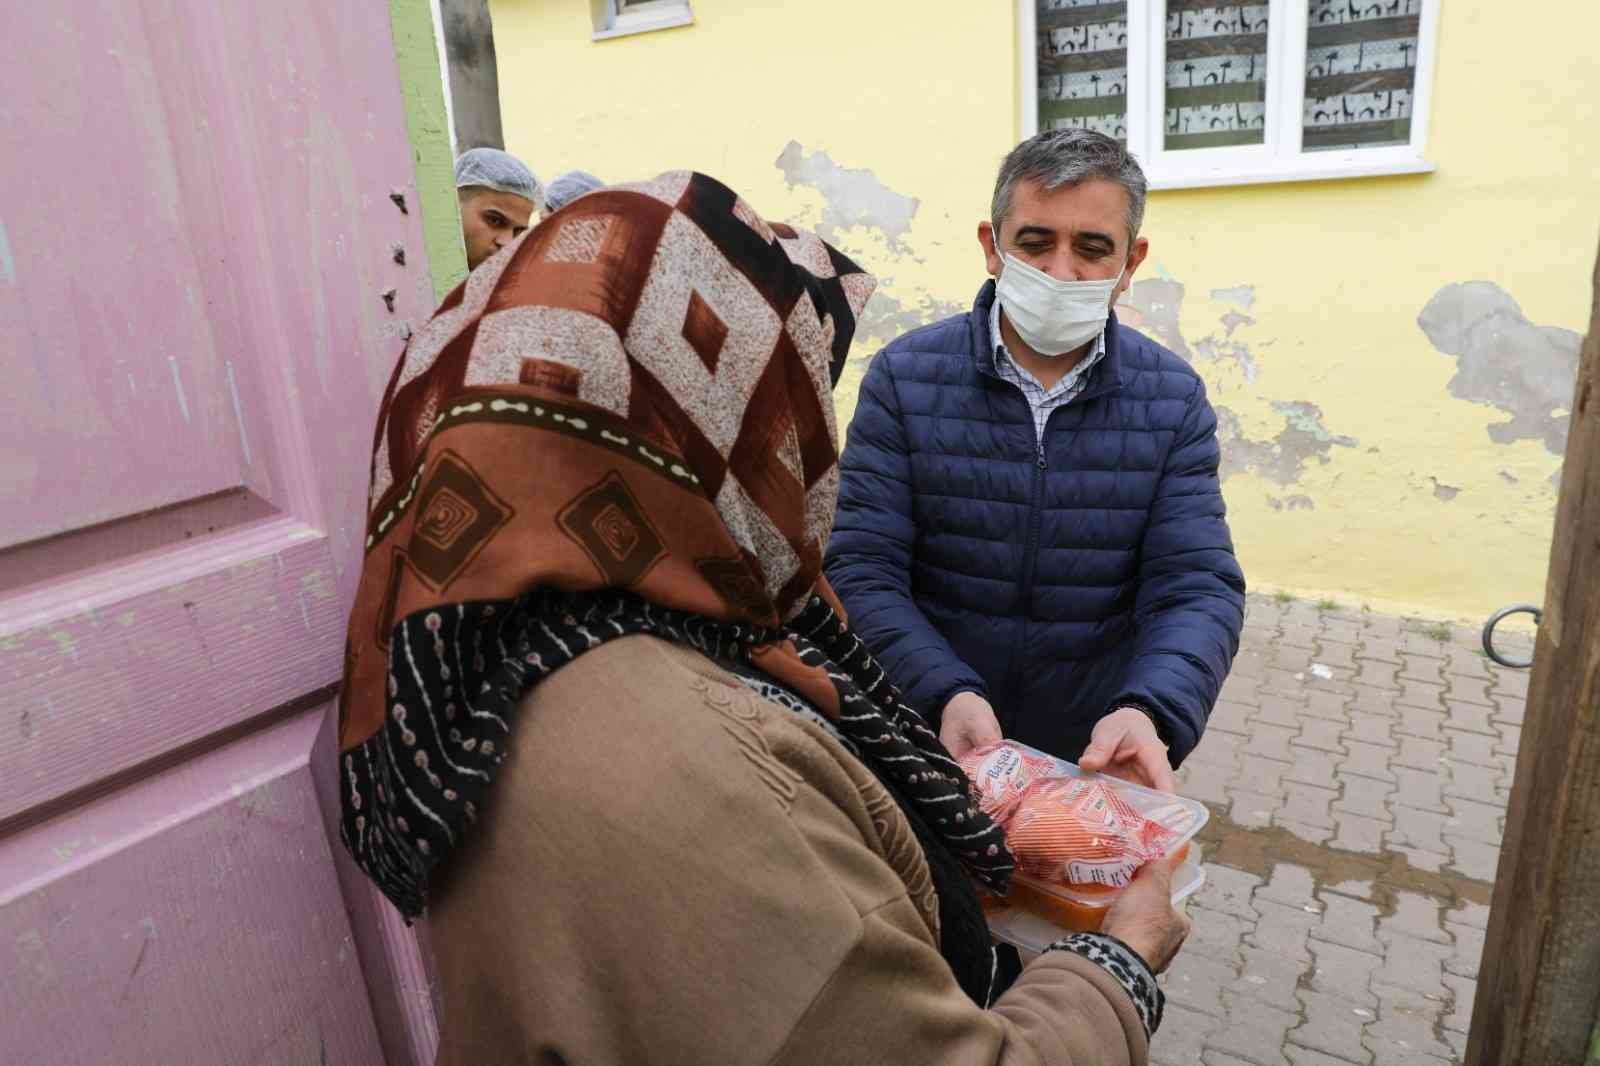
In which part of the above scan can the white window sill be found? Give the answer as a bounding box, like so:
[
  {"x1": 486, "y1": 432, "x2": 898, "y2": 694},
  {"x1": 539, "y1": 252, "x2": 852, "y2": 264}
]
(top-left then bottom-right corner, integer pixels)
[
  {"x1": 592, "y1": 7, "x2": 693, "y2": 41},
  {"x1": 1147, "y1": 155, "x2": 1436, "y2": 191}
]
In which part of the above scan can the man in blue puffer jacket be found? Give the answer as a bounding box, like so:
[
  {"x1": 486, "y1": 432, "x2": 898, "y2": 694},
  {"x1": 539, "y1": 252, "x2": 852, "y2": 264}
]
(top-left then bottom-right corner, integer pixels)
[{"x1": 825, "y1": 129, "x2": 1245, "y2": 791}]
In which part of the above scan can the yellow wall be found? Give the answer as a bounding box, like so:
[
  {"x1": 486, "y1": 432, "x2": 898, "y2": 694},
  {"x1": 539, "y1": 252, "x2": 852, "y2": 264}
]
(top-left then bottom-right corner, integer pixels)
[{"x1": 493, "y1": 0, "x2": 1598, "y2": 623}]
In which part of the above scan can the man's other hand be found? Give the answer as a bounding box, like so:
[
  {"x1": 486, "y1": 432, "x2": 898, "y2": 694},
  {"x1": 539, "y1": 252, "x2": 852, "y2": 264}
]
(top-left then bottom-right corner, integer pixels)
[
  {"x1": 940, "y1": 691, "x2": 1002, "y2": 760},
  {"x1": 1079, "y1": 706, "x2": 1177, "y2": 792}
]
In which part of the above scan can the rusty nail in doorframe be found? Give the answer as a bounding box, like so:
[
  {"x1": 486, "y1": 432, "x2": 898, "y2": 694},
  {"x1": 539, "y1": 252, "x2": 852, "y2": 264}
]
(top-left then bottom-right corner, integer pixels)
[
  {"x1": 381, "y1": 288, "x2": 397, "y2": 312},
  {"x1": 389, "y1": 190, "x2": 408, "y2": 214},
  {"x1": 392, "y1": 243, "x2": 407, "y2": 265}
]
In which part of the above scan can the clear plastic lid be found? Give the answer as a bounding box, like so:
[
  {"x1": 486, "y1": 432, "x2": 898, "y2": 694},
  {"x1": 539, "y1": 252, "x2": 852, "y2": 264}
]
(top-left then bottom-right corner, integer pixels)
[
  {"x1": 987, "y1": 845, "x2": 1208, "y2": 958},
  {"x1": 963, "y1": 739, "x2": 1213, "y2": 942}
]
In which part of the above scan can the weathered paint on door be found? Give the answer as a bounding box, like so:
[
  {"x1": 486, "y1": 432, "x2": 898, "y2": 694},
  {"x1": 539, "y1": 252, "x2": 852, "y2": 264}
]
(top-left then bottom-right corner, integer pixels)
[{"x1": 0, "y1": 3, "x2": 450, "y2": 1061}]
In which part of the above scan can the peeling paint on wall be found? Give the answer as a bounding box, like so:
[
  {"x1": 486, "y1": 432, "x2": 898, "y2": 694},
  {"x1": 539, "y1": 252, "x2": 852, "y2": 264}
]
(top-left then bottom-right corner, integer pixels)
[
  {"x1": 1418, "y1": 281, "x2": 1581, "y2": 455},
  {"x1": 1216, "y1": 401, "x2": 1358, "y2": 489},
  {"x1": 854, "y1": 284, "x2": 965, "y2": 349},
  {"x1": 1211, "y1": 284, "x2": 1256, "y2": 310},
  {"x1": 775, "y1": 140, "x2": 920, "y2": 253},
  {"x1": 1119, "y1": 279, "x2": 1192, "y2": 360}
]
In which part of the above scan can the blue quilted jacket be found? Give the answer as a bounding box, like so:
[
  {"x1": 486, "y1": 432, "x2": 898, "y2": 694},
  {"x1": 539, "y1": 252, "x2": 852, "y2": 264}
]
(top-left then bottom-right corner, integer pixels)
[{"x1": 824, "y1": 281, "x2": 1245, "y2": 765}]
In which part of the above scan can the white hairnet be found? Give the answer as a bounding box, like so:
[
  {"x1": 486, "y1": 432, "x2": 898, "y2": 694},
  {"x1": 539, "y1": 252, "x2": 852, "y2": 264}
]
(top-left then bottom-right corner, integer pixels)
[
  {"x1": 544, "y1": 170, "x2": 606, "y2": 213},
  {"x1": 454, "y1": 148, "x2": 544, "y2": 208}
]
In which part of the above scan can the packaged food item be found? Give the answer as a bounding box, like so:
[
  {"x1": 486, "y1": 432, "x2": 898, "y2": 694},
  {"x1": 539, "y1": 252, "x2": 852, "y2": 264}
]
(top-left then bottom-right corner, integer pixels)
[
  {"x1": 984, "y1": 846, "x2": 1207, "y2": 956},
  {"x1": 959, "y1": 740, "x2": 1211, "y2": 937},
  {"x1": 959, "y1": 742, "x2": 1058, "y2": 826}
]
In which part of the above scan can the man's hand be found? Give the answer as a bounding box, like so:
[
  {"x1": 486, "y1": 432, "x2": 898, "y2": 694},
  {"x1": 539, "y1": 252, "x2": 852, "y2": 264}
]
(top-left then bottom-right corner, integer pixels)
[
  {"x1": 1079, "y1": 706, "x2": 1177, "y2": 792},
  {"x1": 940, "y1": 691, "x2": 1002, "y2": 760},
  {"x1": 1100, "y1": 850, "x2": 1191, "y2": 973}
]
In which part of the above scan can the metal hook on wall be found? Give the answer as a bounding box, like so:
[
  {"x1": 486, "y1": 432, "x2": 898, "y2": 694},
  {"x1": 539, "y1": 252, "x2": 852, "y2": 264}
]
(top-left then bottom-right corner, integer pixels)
[{"x1": 1481, "y1": 603, "x2": 1541, "y2": 669}]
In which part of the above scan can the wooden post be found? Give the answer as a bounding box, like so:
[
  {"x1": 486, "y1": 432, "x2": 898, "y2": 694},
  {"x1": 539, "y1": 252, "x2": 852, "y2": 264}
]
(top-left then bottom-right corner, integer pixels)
[{"x1": 1467, "y1": 242, "x2": 1600, "y2": 1064}]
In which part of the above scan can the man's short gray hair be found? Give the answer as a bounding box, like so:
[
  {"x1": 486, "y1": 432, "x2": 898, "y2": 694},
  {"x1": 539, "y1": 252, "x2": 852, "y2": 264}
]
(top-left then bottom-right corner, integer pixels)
[{"x1": 990, "y1": 129, "x2": 1148, "y2": 245}]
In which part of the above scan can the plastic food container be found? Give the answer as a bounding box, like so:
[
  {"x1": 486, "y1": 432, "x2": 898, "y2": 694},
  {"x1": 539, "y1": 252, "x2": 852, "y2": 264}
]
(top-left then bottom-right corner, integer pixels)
[
  {"x1": 983, "y1": 844, "x2": 1207, "y2": 958},
  {"x1": 962, "y1": 739, "x2": 1211, "y2": 947}
]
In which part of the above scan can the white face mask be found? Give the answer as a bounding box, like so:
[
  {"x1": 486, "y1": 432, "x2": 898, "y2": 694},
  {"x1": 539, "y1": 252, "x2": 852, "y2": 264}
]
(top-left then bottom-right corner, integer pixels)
[{"x1": 994, "y1": 244, "x2": 1124, "y2": 358}]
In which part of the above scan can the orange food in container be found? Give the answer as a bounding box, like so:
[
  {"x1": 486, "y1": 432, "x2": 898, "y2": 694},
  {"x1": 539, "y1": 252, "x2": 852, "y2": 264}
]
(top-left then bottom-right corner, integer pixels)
[{"x1": 959, "y1": 740, "x2": 1210, "y2": 947}]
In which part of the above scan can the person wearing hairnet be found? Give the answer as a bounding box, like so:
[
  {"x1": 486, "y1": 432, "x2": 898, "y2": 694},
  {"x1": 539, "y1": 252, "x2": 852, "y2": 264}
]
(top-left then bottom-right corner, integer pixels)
[
  {"x1": 455, "y1": 148, "x2": 544, "y2": 270},
  {"x1": 543, "y1": 170, "x2": 605, "y2": 215}
]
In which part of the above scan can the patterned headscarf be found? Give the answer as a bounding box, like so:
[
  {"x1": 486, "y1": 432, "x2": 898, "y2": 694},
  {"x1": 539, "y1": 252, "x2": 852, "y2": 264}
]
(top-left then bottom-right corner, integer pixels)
[{"x1": 337, "y1": 174, "x2": 1013, "y2": 996}]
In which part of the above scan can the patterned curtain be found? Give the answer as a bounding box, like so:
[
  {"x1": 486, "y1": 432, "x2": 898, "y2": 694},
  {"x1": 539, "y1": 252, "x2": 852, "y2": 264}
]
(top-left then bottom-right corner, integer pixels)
[
  {"x1": 1164, "y1": 2, "x2": 1270, "y2": 150},
  {"x1": 1037, "y1": 0, "x2": 1130, "y2": 143},
  {"x1": 1303, "y1": 0, "x2": 1422, "y2": 151}
]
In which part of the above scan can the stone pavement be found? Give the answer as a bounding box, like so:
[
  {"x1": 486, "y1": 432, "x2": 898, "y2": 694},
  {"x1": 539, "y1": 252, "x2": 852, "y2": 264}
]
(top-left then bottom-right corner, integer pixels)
[{"x1": 1152, "y1": 592, "x2": 1533, "y2": 1066}]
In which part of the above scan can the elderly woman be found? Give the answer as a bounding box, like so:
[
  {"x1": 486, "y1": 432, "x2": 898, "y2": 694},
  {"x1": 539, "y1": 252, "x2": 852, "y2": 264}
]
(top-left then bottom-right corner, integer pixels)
[{"x1": 336, "y1": 172, "x2": 1189, "y2": 1065}]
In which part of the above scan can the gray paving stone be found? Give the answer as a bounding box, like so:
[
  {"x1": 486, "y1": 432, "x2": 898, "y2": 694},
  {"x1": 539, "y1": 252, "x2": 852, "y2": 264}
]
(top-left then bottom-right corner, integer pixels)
[
  {"x1": 1438, "y1": 698, "x2": 1498, "y2": 737},
  {"x1": 1345, "y1": 711, "x2": 1398, "y2": 749},
  {"x1": 1279, "y1": 818, "x2": 1336, "y2": 846},
  {"x1": 1390, "y1": 766, "x2": 1449, "y2": 813},
  {"x1": 1220, "y1": 673, "x2": 1263, "y2": 706},
  {"x1": 1316, "y1": 640, "x2": 1358, "y2": 671},
  {"x1": 1392, "y1": 736, "x2": 1448, "y2": 773},
  {"x1": 1441, "y1": 795, "x2": 1504, "y2": 846},
  {"x1": 1151, "y1": 1003, "x2": 1225, "y2": 1066},
  {"x1": 1315, "y1": 893, "x2": 1383, "y2": 955},
  {"x1": 1378, "y1": 892, "x2": 1450, "y2": 945},
  {"x1": 1286, "y1": 745, "x2": 1342, "y2": 790},
  {"x1": 1442, "y1": 728, "x2": 1499, "y2": 769},
  {"x1": 1193, "y1": 863, "x2": 1263, "y2": 921},
  {"x1": 1244, "y1": 722, "x2": 1297, "y2": 762},
  {"x1": 1332, "y1": 811, "x2": 1388, "y2": 854},
  {"x1": 1186, "y1": 904, "x2": 1252, "y2": 964},
  {"x1": 1228, "y1": 787, "x2": 1281, "y2": 830},
  {"x1": 1255, "y1": 693, "x2": 1308, "y2": 728},
  {"x1": 1442, "y1": 834, "x2": 1500, "y2": 883},
  {"x1": 1372, "y1": 936, "x2": 1450, "y2": 998},
  {"x1": 1441, "y1": 971, "x2": 1474, "y2": 1034},
  {"x1": 1349, "y1": 682, "x2": 1400, "y2": 716},
  {"x1": 1442, "y1": 675, "x2": 1495, "y2": 710},
  {"x1": 1491, "y1": 694, "x2": 1524, "y2": 725},
  {"x1": 1334, "y1": 776, "x2": 1396, "y2": 820},
  {"x1": 1397, "y1": 653, "x2": 1443, "y2": 684},
  {"x1": 1388, "y1": 805, "x2": 1450, "y2": 857},
  {"x1": 1230, "y1": 944, "x2": 1307, "y2": 1012},
  {"x1": 1386, "y1": 844, "x2": 1449, "y2": 874},
  {"x1": 1281, "y1": 781, "x2": 1339, "y2": 829},
  {"x1": 1255, "y1": 863, "x2": 1319, "y2": 910},
  {"x1": 1358, "y1": 636, "x2": 1403, "y2": 666},
  {"x1": 1163, "y1": 947, "x2": 1235, "y2": 1017},
  {"x1": 1179, "y1": 756, "x2": 1238, "y2": 807},
  {"x1": 1366, "y1": 984, "x2": 1454, "y2": 1063},
  {"x1": 1443, "y1": 921, "x2": 1484, "y2": 980},
  {"x1": 1440, "y1": 761, "x2": 1505, "y2": 805},
  {"x1": 1394, "y1": 705, "x2": 1448, "y2": 743},
  {"x1": 1445, "y1": 900, "x2": 1490, "y2": 932},
  {"x1": 1340, "y1": 740, "x2": 1401, "y2": 784},
  {"x1": 1248, "y1": 899, "x2": 1320, "y2": 962},
  {"x1": 1494, "y1": 722, "x2": 1520, "y2": 757},
  {"x1": 1396, "y1": 678, "x2": 1447, "y2": 712},
  {"x1": 1207, "y1": 992, "x2": 1300, "y2": 1066},
  {"x1": 1208, "y1": 698, "x2": 1257, "y2": 737},
  {"x1": 1305, "y1": 687, "x2": 1354, "y2": 719},
  {"x1": 1291, "y1": 989, "x2": 1376, "y2": 1065},
  {"x1": 1192, "y1": 729, "x2": 1247, "y2": 767},
  {"x1": 1297, "y1": 717, "x2": 1348, "y2": 754},
  {"x1": 1308, "y1": 937, "x2": 1381, "y2": 1006},
  {"x1": 1287, "y1": 1044, "x2": 1374, "y2": 1066}
]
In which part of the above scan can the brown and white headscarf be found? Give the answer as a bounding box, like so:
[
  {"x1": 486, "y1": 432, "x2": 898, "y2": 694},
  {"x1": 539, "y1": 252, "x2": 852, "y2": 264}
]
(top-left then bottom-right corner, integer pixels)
[{"x1": 336, "y1": 172, "x2": 1014, "y2": 1000}]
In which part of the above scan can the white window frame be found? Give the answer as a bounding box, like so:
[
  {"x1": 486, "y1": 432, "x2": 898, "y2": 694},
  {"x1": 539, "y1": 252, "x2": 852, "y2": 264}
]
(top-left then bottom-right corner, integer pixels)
[
  {"x1": 1018, "y1": 0, "x2": 1439, "y2": 190},
  {"x1": 591, "y1": 0, "x2": 693, "y2": 41}
]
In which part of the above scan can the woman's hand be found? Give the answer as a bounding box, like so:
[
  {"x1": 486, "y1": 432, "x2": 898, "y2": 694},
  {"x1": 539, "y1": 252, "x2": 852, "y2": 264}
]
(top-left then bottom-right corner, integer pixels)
[{"x1": 1100, "y1": 850, "x2": 1192, "y2": 974}]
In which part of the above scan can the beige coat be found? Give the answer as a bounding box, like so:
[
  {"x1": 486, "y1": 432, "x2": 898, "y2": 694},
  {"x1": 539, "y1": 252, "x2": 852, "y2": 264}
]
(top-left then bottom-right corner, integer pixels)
[{"x1": 430, "y1": 635, "x2": 1149, "y2": 1066}]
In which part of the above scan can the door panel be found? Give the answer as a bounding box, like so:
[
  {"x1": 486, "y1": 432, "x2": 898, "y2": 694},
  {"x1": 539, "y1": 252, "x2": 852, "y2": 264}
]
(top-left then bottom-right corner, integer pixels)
[{"x1": 0, "y1": 1, "x2": 447, "y2": 1062}]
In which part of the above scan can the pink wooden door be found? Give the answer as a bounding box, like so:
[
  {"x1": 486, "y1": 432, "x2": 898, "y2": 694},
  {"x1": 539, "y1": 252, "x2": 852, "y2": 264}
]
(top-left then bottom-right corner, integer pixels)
[{"x1": 0, "y1": 3, "x2": 445, "y2": 1062}]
